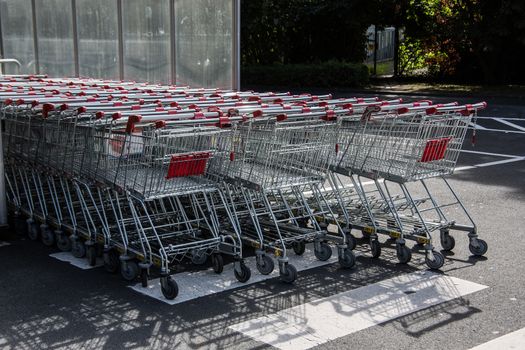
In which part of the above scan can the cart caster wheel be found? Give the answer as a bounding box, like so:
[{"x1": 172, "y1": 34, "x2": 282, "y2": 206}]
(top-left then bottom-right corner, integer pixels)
[
  {"x1": 256, "y1": 254, "x2": 275, "y2": 275},
  {"x1": 121, "y1": 260, "x2": 139, "y2": 281},
  {"x1": 212, "y1": 254, "x2": 224, "y2": 274},
  {"x1": 370, "y1": 239, "x2": 381, "y2": 258},
  {"x1": 40, "y1": 226, "x2": 55, "y2": 247},
  {"x1": 338, "y1": 249, "x2": 356, "y2": 269},
  {"x1": 314, "y1": 242, "x2": 332, "y2": 261},
  {"x1": 234, "y1": 262, "x2": 251, "y2": 283},
  {"x1": 346, "y1": 233, "x2": 357, "y2": 250},
  {"x1": 469, "y1": 239, "x2": 488, "y2": 256},
  {"x1": 103, "y1": 250, "x2": 120, "y2": 273},
  {"x1": 86, "y1": 245, "x2": 97, "y2": 266},
  {"x1": 397, "y1": 245, "x2": 412, "y2": 264},
  {"x1": 161, "y1": 276, "x2": 179, "y2": 300},
  {"x1": 280, "y1": 264, "x2": 298, "y2": 283},
  {"x1": 15, "y1": 216, "x2": 27, "y2": 235},
  {"x1": 56, "y1": 231, "x2": 71, "y2": 251},
  {"x1": 426, "y1": 251, "x2": 445, "y2": 270},
  {"x1": 27, "y1": 220, "x2": 39, "y2": 241},
  {"x1": 191, "y1": 250, "x2": 207, "y2": 265},
  {"x1": 71, "y1": 239, "x2": 86, "y2": 258},
  {"x1": 292, "y1": 241, "x2": 306, "y2": 255},
  {"x1": 440, "y1": 231, "x2": 456, "y2": 251}
]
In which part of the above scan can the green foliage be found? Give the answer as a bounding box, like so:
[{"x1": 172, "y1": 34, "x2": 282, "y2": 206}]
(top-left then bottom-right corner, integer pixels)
[
  {"x1": 242, "y1": 61, "x2": 369, "y2": 88},
  {"x1": 399, "y1": 0, "x2": 525, "y2": 82}
]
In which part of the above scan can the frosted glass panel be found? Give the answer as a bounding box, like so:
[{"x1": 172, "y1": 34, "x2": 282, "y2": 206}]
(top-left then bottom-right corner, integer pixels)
[
  {"x1": 76, "y1": 0, "x2": 119, "y2": 79},
  {"x1": 0, "y1": 0, "x2": 36, "y2": 74},
  {"x1": 175, "y1": 0, "x2": 233, "y2": 88},
  {"x1": 122, "y1": 0, "x2": 170, "y2": 83},
  {"x1": 35, "y1": 0, "x2": 75, "y2": 76}
]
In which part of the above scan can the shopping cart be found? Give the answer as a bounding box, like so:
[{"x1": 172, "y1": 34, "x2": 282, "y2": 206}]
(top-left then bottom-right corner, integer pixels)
[
  {"x1": 322, "y1": 102, "x2": 488, "y2": 269},
  {"x1": 209, "y1": 110, "x2": 356, "y2": 283}
]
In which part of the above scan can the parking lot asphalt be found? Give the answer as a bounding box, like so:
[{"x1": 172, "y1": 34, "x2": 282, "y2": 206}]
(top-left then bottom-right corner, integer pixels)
[{"x1": 0, "y1": 92, "x2": 524, "y2": 350}]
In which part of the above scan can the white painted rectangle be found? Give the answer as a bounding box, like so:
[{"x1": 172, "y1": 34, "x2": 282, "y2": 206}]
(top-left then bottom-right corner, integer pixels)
[
  {"x1": 469, "y1": 327, "x2": 525, "y2": 350},
  {"x1": 130, "y1": 245, "x2": 348, "y2": 305},
  {"x1": 229, "y1": 271, "x2": 488, "y2": 350},
  {"x1": 49, "y1": 252, "x2": 103, "y2": 269}
]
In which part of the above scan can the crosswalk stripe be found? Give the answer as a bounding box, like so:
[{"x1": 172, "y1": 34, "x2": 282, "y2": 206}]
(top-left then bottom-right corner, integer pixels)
[
  {"x1": 229, "y1": 271, "x2": 488, "y2": 350},
  {"x1": 469, "y1": 326, "x2": 525, "y2": 350},
  {"x1": 493, "y1": 118, "x2": 525, "y2": 132}
]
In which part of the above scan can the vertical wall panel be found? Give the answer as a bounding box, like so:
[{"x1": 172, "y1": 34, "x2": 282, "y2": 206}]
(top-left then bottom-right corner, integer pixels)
[
  {"x1": 35, "y1": 0, "x2": 75, "y2": 77},
  {"x1": 0, "y1": 0, "x2": 36, "y2": 74},
  {"x1": 76, "y1": 0, "x2": 119, "y2": 79},
  {"x1": 175, "y1": 0, "x2": 233, "y2": 88},
  {"x1": 122, "y1": 0, "x2": 170, "y2": 83}
]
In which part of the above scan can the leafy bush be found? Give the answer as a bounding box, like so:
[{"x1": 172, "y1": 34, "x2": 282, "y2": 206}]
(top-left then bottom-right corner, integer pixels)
[{"x1": 242, "y1": 61, "x2": 369, "y2": 88}]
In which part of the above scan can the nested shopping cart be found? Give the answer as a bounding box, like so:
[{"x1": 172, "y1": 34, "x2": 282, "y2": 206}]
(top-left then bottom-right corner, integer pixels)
[
  {"x1": 209, "y1": 110, "x2": 356, "y2": 283},
  {"x1": 323, "y1": 102, "x2": 488, "y2": 269}
]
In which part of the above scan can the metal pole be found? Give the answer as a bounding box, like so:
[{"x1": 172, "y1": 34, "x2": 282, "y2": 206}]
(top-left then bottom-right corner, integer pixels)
[
  {"x1": 170, "y1": 0, "x2": 176, "y2": 84},
  {"x1": 393, "y1": 26, "x2": 399, "y2": 77},
  {"x1": 0, "y1": 119, "x2": 7, "y2": 227},
  {"x1": 72, "y1": 0, "x2": 80, "y2": 77},
  {"x1": 117, "y1": 0, "x2": 124, "y2": 80},
  {"x1": 233, "y1": 0, "x2": 241, "y2": 91},
  {"x1": 31, "y1": 0, "x2": 40, "y2": 74},
  {"x1": 373, "y1": 25, "x2": 378, "y2": 76}
]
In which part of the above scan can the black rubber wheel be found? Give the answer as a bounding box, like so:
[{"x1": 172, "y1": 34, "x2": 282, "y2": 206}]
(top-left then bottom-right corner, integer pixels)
[
  {"x1": 191, "y1": 250, "x2": 207, "y2": 265},
  {"x1": 314, "y1": 242, "x2": 332, "y2": 261},
  {"x1": 370, "y1": 239, "x2": 381, "y2": 258},
  {"x1": 256, "y1": 254, "x2": 275, "y2": 275},
  {"x1": 469, "y1": 239, "x2": 488, "y2": 256},
  {"x1": 234, "y1": 262, "x2": 251, "y2": 283},
  {"x1": 27, "y1": 221, "x2": 39, "y2": 241},
  {"x1": 338, "y1": 249, "x2": 356, "y2": 269},
  {"x1": 292, "y1": 241, "x2": 306, "y2": 255},
  {"x1": 212, "y1": 254, "x2": 224, "y2": 274},
  {"x1": 397, "y1": 245, "x2": 412, "y2": 264},
  {"x1": 425, "y1": 250, "x2": 445, "y2": 270},
  {"x1": 86, "y1": 245, "x2": 97, "y2": 266},
  {"x1": 121, "y1": 260, "x2": 139, "y2": 281},
  {"x1": 346, "y1": 233, "x2": 357, "y2": 250},
  {"x1": 40, "y1": 227, "x2": 55, "y2": 247},
  {"x1": 103, "y1": 250, "x2": 120, "y2": 273},
  {"x1": 280, "y1": 264, "x2": 298, "y2": 283},
  {"x1": 71, "y1": 239, "x2": 86, "y2": 258},
  {"x1": 440, "y1": 231, "x2": 456, "y2": 251},
  {"x1": 56, "y1": 231, "x2": 71, "y2": 251},
  {"x1": 161, "y1": 276, "x2": 179, "y2": 300}
]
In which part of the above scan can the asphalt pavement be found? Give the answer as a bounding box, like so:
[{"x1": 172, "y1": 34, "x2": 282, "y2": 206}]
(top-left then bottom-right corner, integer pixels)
[{"x1": 0, "y1": 92, "x2": 524, "y2": 350}]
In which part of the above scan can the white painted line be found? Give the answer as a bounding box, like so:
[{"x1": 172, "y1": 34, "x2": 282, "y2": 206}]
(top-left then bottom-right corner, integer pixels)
[
  {"x1": 455, "y1": 156, "x2": 525, "y2": 172},
  {"x1": 468, "y1": 126, "x2": 525, "y2": 134},
  {"x1": 476, "y1": 117, "x2": 525, "y2": 121},
  {"x1": 494, "y1": 118, "x2": 525, "y2": 132},
  {"x1": 460, "y1": 149, "x2": 518, "y2": 158},
  {"x1": 0, "y1": 241, "x2": 11, "y2": 248},
  {"x1": 469, "y1": 122, "x2": 487, "y2": 130},
  {"x1": 229, "y1": 271, "x2": 488, "y2": 350},
  {"x1": 130, "y1": 245, "x2": 354, "y2": 305},
  {"x1": 49, "y1": 252, "x2": 103, "y2": 270},
  {"x1": 469, "y1": 327, "x2": 525, "y2": 350}
]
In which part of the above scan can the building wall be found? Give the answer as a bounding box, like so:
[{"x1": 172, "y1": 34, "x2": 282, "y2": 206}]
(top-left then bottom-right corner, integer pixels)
[{"x1": 0, "y1": 0, "x2": 239, "y2": 89}]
